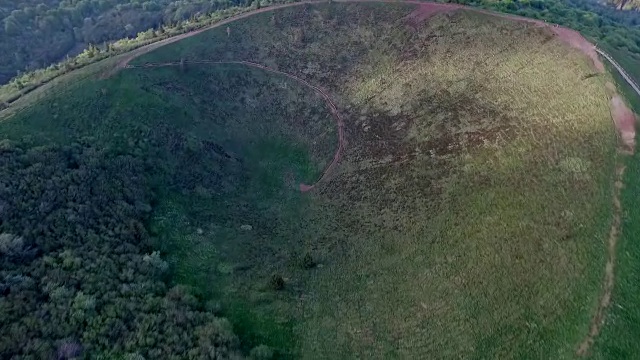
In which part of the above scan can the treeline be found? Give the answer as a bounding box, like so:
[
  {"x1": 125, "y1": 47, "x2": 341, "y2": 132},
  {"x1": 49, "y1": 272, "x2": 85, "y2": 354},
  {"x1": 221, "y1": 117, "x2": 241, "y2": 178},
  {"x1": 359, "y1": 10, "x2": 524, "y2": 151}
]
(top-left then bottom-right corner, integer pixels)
[
  {"x1": 2, "y1": 0, "x2": 640, "y2": 109},
  {"x1": 0, "y1": 5, "x2": 254, "y2": 108},
  {"x1": 0, "y1": 0, "x2": 263, "y2": 85},
  {"x1": 0, "y1": 139, "x2": 250, "y2": 359},
  {"x1": 465, "y1": 0, "x2": 640, "y2": 62}
]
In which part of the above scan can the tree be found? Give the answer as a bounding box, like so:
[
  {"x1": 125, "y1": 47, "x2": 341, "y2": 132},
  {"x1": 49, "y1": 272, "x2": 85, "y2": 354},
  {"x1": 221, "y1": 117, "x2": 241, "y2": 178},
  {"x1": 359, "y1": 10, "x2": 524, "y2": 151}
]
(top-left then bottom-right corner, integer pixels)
[{"x1": 4, "y1": 16, "x2": 21, "y2": 36}]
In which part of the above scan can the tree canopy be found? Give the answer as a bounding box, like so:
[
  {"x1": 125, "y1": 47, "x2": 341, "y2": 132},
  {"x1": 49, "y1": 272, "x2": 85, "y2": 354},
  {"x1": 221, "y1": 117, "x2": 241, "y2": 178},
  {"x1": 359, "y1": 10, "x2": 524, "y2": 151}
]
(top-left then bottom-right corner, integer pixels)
[{"x1": 0, "y1": 139, "x2": 245, "y2": 359}]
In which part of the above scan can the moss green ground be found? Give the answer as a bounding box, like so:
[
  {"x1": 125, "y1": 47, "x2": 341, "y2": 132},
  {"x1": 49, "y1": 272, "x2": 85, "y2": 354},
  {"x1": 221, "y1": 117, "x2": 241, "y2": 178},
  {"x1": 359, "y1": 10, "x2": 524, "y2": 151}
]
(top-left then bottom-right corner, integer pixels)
[
  {"x1": 0, "y1": 3, "x2": 624, "y2": 359},
  {"x1": 589, "y1": 61, "x2": 640, "y2": 359}
]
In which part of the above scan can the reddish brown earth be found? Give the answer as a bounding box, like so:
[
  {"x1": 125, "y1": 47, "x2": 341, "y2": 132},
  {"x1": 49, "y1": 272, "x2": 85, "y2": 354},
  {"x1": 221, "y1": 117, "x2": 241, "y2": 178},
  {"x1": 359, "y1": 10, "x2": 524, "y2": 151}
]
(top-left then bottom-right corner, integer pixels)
[
  {"x1": 464, "y1": 7, "x2": 604, "y2": 71},
  {"x1": 611, "y1": 95, "x2": 637, "y2": 153},
  {"x1": 404, "y1": 2, "x2": 462, "y2": 25},
  {"x1": 401, "y1": 1, "x2": 604, "y2": 72},
  {"x1": 551, "y1": 27, "x2": 604, "y2": 72}
]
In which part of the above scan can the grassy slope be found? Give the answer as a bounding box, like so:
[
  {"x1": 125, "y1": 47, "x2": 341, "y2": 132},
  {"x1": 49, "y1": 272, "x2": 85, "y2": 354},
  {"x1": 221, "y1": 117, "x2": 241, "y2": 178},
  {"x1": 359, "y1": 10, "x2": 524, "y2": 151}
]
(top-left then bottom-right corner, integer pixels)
[
  {"x1": 0, "y1": 2, "x2": 620, "y2": 359},
  {"x1": 589, "y1": 62, "x2": 640, "y2": 359},
  {"x1": 133, "y1": 3, "x2": 617, "y2": 358}
]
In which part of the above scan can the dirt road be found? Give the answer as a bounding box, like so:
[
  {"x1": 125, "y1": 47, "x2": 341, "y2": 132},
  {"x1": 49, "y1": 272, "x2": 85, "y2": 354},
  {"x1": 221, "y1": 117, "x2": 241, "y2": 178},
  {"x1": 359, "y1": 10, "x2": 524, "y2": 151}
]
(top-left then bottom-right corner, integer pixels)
[
  {"x1": 114, "y1": 4, "x2": 638, "y2": 354},
  {"x1": 108, "y1": 0, "x2": 605, "y2": 73}
]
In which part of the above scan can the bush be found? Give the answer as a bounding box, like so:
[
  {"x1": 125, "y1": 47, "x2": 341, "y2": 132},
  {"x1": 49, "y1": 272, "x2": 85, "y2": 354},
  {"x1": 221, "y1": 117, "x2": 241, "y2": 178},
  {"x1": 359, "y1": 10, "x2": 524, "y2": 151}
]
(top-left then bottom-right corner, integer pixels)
[
  {"x1": 270, "y1": 274, "x2": 285, "y2": 290},
  {"x1": 301, "y1": 252, "x2": 316, "y2": 269}
]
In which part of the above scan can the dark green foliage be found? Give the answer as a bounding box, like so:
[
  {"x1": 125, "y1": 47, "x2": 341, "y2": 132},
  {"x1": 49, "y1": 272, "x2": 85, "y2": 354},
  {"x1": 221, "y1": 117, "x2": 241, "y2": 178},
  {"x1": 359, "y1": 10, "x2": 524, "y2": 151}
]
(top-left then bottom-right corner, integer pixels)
[
  {"x1": 0, "y1": 139, "x2": 243, "y2": 359},
  {"x1": 269, "y1": 274, "x2": 285, "y2": 291},
  {"x1": 301, "y1": 252, "x2": 315, "y2": 269},
  {"x1": 0, "y1": 0, "x2": 261, "y2": 84}
]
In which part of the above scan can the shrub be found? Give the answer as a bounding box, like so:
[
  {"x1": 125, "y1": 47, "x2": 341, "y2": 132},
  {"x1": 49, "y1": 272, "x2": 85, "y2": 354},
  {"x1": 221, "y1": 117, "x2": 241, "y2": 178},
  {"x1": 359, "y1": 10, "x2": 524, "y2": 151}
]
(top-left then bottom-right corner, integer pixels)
[
  {"x1": 270, "y1": 274, "x2": 285, "y2": 291},
  {"x1": 302, "y1": 252, "x2": 316, "y2": 269}
]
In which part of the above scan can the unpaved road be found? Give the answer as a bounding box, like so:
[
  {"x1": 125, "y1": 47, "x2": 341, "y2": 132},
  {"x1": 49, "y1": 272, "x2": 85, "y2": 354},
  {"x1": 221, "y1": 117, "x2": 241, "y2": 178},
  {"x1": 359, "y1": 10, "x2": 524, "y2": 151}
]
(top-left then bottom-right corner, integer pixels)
[{"x1": 112, "y1": 2, "x2": 638, "y2": 354}]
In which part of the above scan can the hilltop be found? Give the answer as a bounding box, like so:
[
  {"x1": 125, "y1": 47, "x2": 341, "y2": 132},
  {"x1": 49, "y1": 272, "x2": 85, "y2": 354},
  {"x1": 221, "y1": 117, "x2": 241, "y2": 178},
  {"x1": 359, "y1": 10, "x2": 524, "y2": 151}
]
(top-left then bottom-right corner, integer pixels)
[{"x1": 0, "y1": 2, "x2": 637, "y2": 358}]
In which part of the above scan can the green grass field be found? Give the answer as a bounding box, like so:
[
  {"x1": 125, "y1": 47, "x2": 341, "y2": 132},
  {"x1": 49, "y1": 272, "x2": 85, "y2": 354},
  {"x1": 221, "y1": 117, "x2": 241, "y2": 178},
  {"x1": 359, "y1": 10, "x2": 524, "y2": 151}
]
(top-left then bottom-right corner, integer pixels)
[
  {"x1": 0, "y1": 2, "x2": 628, "y2": 359},
  {"x1": 588, "y1": 59, "x2": 640, "y2": 359}
]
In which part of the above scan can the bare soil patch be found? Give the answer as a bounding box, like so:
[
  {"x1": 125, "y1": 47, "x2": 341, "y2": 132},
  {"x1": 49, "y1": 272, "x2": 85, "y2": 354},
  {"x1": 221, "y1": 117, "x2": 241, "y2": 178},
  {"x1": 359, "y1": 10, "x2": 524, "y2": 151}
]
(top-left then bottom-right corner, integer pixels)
[
  {"x1": 551, "y1": 27, "x2": 604, "y2": 72},
  {"x1": 404, "y1": 2, "x2": 462, "y2": 26},
  {"x1": 611, "y1": 95, "x2": 637, "y2": 153}
]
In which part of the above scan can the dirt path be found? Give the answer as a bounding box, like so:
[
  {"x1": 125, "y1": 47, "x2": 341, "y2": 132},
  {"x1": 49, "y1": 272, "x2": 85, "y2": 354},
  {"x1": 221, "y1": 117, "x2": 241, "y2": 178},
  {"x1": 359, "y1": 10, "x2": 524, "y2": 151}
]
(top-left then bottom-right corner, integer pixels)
[
  {"x1": 101, "y1": 1, "x2": 320, "y2": 78},
  {"x1": 126, "y1": 60, "x2": 345, "y2": 192},
  {"x1": 108, "y1": 0, "x2": 608, "y2": 192},
  {"x1": 107, "y1": 0, "x2": 604, "y2": 73},
  {"x1": 112, "y1": 3, "x2": 637, "y2": 349},
  {"x1": 576, "y1": 163, "x2": 626, "y2": 356}
]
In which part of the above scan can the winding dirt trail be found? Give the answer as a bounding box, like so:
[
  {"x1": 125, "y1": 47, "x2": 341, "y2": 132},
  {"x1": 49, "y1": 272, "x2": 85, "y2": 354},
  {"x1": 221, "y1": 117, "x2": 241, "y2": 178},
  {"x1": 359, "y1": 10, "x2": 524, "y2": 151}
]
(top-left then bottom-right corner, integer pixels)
[
  {"x1": 111, "y1": 2, "x2": 639, "y2": 352},
  {"x1": 576, "y1": 163, "x2": 626, "y2": 356},
  {"x1": 101, "y1": 1, "x2": 318, "y2": 79},
  {"x1": 107, "y1": 0, "x2": 608, "y2": 192},
  {"x1": 126, "y1": 60, "x2": 345, "y2": 192},
  {"x1": 108, "y1": 0, "x2": 604, "y2": 73}
]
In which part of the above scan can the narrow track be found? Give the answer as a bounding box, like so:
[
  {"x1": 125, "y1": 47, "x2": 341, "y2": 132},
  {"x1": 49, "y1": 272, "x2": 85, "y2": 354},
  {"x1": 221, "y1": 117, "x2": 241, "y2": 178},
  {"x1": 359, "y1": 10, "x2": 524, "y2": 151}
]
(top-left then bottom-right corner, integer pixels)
[
  {"x1": 574, "y1": 48, "x2": 639, "y2": 357},
  {"x1": 577, "y1": 163, "x2": 626, "y2": 356},
  {"x1": 117, "y1": 3, "x2": 638, "y2": 354},
  {"x1": 126, "y1": 60, "x2": 345, "y2": 192}
]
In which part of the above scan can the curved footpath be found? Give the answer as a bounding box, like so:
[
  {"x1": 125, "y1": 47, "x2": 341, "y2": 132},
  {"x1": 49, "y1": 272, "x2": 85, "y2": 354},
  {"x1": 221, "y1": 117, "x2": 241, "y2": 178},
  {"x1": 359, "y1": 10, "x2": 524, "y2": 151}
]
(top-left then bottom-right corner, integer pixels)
[
  {"x1": 113, "y1": 1, "x2": 638, "y2": 356},
  {"x1": 127, "y1": 60, "x2": 345, "y2": 192}
]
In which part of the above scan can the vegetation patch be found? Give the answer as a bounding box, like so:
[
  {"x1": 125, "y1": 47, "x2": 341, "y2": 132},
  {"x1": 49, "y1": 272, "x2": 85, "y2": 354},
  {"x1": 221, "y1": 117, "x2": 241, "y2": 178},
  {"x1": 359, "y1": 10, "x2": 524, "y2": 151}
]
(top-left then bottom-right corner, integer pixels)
[{"x1": 0, "y1": 2, "x2": 628, "y2": 359}]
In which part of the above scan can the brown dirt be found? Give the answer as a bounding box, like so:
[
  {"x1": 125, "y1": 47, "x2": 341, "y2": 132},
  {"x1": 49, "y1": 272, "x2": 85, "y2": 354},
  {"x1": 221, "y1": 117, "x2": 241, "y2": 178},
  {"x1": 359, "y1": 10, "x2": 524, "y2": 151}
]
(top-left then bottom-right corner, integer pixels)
[
  {"x1": 404, "y1": 2, "x2": 462, "y2": 26},
  {"x1": 463, "y1": 8, "x2": 604, "y2": 72},
  {"x1": 611, "y1": 95, "x2": 637, "y2": 153},
  {"x1": 551, "y1": 27, "x2": 604, "y2": 72}
]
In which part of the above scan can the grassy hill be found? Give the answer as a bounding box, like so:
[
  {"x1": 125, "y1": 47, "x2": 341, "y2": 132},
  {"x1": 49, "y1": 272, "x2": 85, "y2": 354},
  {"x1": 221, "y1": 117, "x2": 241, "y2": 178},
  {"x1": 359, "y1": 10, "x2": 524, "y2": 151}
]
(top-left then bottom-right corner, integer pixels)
[{"x1": 0, "y1": 2, "x2": 629, "y2": 359}]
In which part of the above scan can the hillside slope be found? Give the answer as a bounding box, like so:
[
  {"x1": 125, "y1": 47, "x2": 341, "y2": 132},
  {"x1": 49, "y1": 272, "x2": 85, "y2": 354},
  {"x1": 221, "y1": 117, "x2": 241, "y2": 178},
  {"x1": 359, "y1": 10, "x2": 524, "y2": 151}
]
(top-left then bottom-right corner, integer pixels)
[{"x1": 0, "y1": 2, "x2": 629, "y2": 358}]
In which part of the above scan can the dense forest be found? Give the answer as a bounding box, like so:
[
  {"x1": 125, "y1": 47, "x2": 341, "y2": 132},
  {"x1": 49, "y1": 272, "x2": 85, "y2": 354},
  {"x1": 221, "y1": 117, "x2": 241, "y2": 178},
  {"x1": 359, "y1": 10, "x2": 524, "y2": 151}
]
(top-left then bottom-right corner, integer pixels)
[
  {"x1": 0, "y1": 138, "x2": 257, "y2": 359},
  {"x1": 477, "y1": 0, "x2": 640, "y2": 53},
  {"x1": 0, "y1": 0, "x2": 259, "y2": 84}
]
